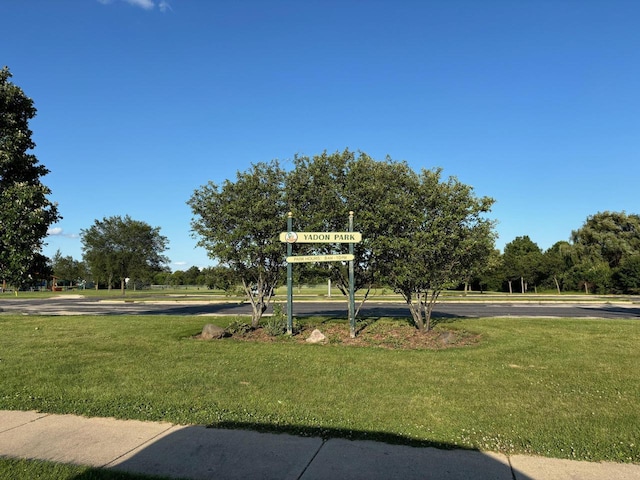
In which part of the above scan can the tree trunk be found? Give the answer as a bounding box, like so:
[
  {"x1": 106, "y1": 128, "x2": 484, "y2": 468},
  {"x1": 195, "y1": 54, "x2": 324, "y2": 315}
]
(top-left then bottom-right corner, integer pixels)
[
  {"x1": 249, "y1": 301, "x2": 267, "y2": 328},
  {"x1": 407, "y1": 299, "x2": 425, "y2": 331},
  {"x1": 120, "y1": 278, "x2": 126, "y2": 295},
  {"x1": 243, "y1": 279, "x2": 273, "y2": 328},
  {"x1": 554, "y1": 275, "x2": 561, "y2": 294},
  {"x1": 520, "y1": 276, "x2": 525, "y2": 294},
  {"x1": 508, "y1": 280, "x2": 513, "y2": 294},
  {"x1": 402, "y1": 290, "x2": 440, "y2": 332}
]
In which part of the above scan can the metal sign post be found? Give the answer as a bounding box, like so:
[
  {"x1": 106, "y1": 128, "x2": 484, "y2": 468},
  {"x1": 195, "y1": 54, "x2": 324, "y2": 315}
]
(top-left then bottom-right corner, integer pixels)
[
  {"x1": 348, "y1": 211, "x2": 356, "y2": 338},
  {"x1": 286, "y1": 212, "x2": 293, "y2": 335}
]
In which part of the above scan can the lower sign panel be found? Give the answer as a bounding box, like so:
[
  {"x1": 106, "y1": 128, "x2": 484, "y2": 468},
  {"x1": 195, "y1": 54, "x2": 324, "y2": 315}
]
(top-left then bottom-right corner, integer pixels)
[{"x1": 286, "y1": 254, "x2": 355, "y2": 263}]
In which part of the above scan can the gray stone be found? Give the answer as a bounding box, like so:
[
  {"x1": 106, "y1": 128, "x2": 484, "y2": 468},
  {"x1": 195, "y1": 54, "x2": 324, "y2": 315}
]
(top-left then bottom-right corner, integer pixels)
[
  {"x1": 437, "y1": 331, "x2": 456, "y2": 345},
  {"x1": 200, "y1": 324, "x2": 227, "y2": 340},
  {"x1": 306, "y1": 329, "x2": 327, "y2": 344}
]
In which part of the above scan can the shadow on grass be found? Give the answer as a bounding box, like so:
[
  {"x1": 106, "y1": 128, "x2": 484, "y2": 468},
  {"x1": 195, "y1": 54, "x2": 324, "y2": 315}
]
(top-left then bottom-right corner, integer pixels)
[
  {"x1": 71, "y1": 468, "x2": 173, "y2": 480},
  {"x1": 210, "y1": 419, "x2": 461, "y2": 449}
]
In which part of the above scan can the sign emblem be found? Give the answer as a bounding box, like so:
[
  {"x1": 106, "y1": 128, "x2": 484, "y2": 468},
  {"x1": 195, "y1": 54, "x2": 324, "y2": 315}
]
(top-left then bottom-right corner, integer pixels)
[{"x1": 284, "y1": 231, "x2": 298, "y2": 243}]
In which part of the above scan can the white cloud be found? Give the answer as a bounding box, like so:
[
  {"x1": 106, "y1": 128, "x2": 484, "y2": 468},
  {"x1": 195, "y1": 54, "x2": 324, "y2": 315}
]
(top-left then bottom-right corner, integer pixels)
[
  {"x1": 97, "y1": 0, "x2": 172, "y2": 12},
  {"x1": 173, "y1": 261, "x2": 187, "y2": 266},
  {"x1": 159, "y1": 1, "x2": 172, "y2": 13},
  {"x1": 46, "y1": 227, "x2": 79, "y2": 239},
  {"x1": 125, "y1": 0, "x2": 155, "y2": 10}
]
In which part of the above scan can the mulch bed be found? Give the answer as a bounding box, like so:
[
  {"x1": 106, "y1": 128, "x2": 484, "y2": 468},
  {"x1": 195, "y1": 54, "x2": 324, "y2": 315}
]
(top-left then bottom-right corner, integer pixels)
[{"x1": 228, "y1": 320, "x2": 481, "y2": 350}]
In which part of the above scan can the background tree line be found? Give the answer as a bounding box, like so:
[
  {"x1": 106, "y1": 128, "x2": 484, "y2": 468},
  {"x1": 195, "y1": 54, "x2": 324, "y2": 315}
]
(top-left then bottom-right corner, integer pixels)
[
  {"x1": 470, "y1": 211, "x2": 640, "y2": 295},
  {"x1": 47, "y1": 209, "x2": 639, "y2": 298}
]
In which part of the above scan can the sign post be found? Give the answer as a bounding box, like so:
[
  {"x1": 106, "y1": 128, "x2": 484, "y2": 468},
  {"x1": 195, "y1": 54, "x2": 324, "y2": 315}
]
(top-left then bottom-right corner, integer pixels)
[
  {"x1": 348, "y1": 211, "x2": 356, "y2": 338},
  {"x1": 286, "y1": 212, "x2": 293, "y2": 335}
]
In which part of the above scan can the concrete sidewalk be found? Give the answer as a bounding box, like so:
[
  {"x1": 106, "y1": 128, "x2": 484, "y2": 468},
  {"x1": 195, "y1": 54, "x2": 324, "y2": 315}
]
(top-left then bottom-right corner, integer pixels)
[{"x1": 1, "y1": 410, "x2": 638, "y2": 480}]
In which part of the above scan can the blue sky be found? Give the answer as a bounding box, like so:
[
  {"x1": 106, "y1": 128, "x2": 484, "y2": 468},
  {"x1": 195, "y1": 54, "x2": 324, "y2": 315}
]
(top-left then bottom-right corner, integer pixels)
[{"x1": 2, "y1": 0, "x2": 639, "y2": 271}]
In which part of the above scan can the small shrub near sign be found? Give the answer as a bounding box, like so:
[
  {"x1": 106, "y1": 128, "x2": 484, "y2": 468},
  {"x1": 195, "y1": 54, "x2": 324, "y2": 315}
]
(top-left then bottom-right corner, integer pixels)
[
  {"x1": 264, "y1": 304, "x2": 299, "y2": 336},
  {"x1": 225, "y1": 320, "x2": 252, "y2": 336}
]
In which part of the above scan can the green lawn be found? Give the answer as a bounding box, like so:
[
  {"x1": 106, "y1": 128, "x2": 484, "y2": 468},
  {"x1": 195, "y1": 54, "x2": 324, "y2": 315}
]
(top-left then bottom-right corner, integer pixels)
[
  {"x1": 0, "y1": 457, "x2": 175, "y2": 480},
  {"x1": 0, "y1": 314, "x2": 638, "y2": 463}
]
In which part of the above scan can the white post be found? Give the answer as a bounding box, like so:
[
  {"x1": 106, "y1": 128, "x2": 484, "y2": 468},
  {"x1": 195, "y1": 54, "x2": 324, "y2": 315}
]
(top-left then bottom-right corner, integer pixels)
[{"x1": 328, "y1": 278, "x2": 331, "y2": 298}]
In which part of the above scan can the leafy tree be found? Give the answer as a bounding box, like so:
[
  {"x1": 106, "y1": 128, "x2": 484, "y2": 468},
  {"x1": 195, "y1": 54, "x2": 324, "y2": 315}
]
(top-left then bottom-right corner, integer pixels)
[
  {"x1": 461, "y1": 234, "x2": 499, "y2": 294},
  {"x1": 153, "y1": 270, "x2": 171, "y2": 286},
  {"x1": 81, "y1": 215, "x2": 169, "y2": 295},
  {"x1": 183, "y1": 266, "x2": 202, "y2": 286},
  {"x1": 200, "y1": 265, "x2": 239, "y2": 292},
  {"x1": 474, "y1": 249, "x2": 504, "y2": 292},
  {"x1": 568, "y1": 259, "x2": 612, "y2": 294},
  {"x1": 50, "y1": 250, "x2": 86, "y2": 288},
  {"x1": 169, "y1": 270, "x2": 185, "y2": 286},
  {"x1": 570, "y1": 211, "x2": 640, "y2": 294},
  {"x1": 571, "y1": 211, "x2": 640, "y2": 269},
  {"x1": 502, "y1": 236, "x2": 543, "y2": 293},
  {"x1": 287, "y1": 150, "x2": 418, "y2": 314},
  {"x1": 0, "y1": 67, "x2": 60, "y2": 292},
  {"x1": 286, "y1": 150, "x2": 355, "y2": 298},
  {"x1": 25, "y1": 252, "x2": 52, "y2": 290},
  {"x1": 188, "y1": 160, "x2": 288, "y2": 326},
  {"x1": 541, "y1": 241, "x2": 575, "y2": 294},
  {"x1": 379, "y1": 168, "x2": 496, "y2": 332}
]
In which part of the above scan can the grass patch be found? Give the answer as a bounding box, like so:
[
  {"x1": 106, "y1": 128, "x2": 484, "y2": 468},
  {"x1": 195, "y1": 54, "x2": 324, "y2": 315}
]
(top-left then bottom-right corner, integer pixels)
[
  {"x1": 0, "y1": 457, "x2": 175, "y2": 480},
  {"x1": 0, "y1": 314, "x2": 639, "y2": 463}
]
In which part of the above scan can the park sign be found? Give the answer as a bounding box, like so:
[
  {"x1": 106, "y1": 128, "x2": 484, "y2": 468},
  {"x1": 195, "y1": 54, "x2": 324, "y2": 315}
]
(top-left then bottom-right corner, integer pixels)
[
  {"x1": 286, "y1": 254, "x2": 355, "y2": 263},
  {"x1": 283, "y1": 212, "x2": 360, "y2": 338},
  {"x1": 279, "y1": 231, "x2": 362, "y2": 243}
]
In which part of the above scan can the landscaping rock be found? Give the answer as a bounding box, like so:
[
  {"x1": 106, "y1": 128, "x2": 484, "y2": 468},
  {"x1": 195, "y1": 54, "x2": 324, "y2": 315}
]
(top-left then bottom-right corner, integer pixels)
[
  {"x1": 437, "y1": 331, "x2": 456, "y2": 345},
  {"x1": 200, "y1": 324, "x2": 227, "y2": 340},
  {"x1": 306, "y1": 329, "x2": 327, "y2": 344}
]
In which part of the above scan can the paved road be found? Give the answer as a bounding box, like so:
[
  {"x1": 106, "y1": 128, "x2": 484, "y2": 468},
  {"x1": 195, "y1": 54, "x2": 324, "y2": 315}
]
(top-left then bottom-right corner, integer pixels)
[{"x1": 1, "y1": 296, "x2": 639, "y2": 319}]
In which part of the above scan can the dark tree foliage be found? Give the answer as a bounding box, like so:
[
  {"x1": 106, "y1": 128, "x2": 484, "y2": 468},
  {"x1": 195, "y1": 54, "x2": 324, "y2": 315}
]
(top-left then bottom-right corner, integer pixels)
[
  {"x1": 572, "y1": 211, "x2": 640, "y2": 269},
  {"x1": 502, "y1": 236, "x2": 544, "y2": 293},
  {"x1": 570, "y1": 211, "x2": 640, "y2": 293},
  {"x1": 612, "y1": 256, "x2": 640, "y2": 294},
  {"x1": 541, "y1": 241, "x2": 575, "y2": 293},
  {"x1": 0, "y1": 67, "x2": 60, "y2": 291}
]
